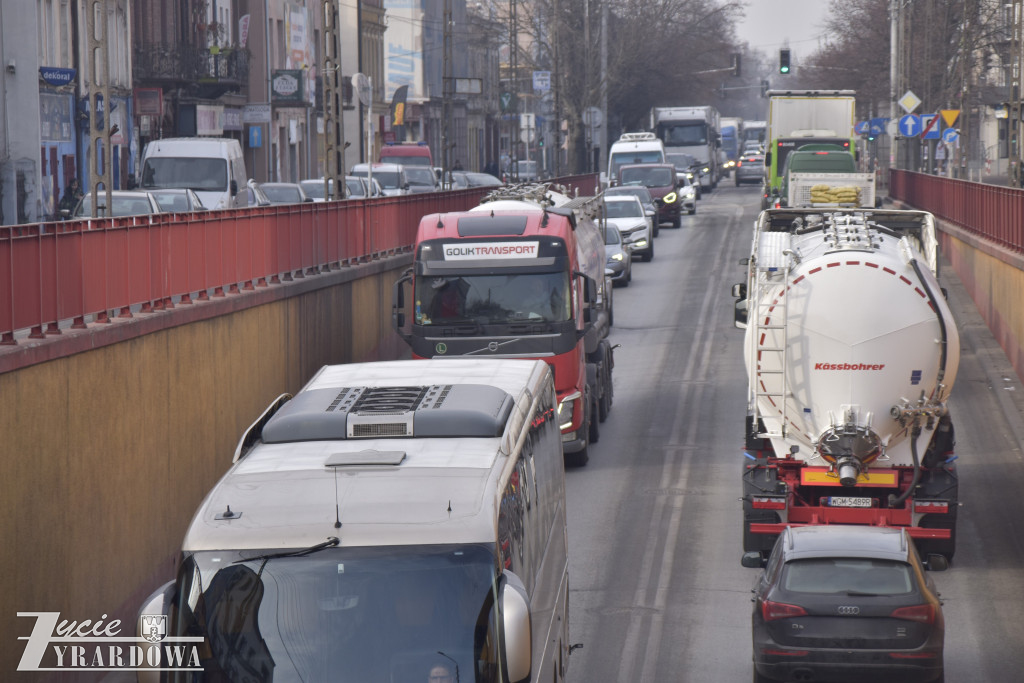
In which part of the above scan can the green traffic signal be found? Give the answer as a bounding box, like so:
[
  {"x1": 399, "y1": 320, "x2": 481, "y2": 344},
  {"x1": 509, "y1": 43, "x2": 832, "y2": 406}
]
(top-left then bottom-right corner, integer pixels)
[{"x1": 779, "y1": 49, "x2": 791, "y2": 74}]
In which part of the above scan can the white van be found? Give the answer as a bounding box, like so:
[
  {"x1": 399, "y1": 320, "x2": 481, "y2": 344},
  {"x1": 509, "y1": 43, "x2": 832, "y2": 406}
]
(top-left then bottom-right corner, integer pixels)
[
  {"x1": 139, "y1": 137, "x2": 248, "y2": 211},
  {"x1": 605, "y1": 132, "x2": 666, "y2": 187},
  {"x1": 137, "y1": 358, "x2": 570, "y2": 683}
]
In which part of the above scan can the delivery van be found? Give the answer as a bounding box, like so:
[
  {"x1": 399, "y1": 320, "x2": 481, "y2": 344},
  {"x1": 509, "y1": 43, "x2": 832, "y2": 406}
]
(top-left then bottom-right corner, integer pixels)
[
  {"x1": 137, "y1": 358, "x2": 571, "y2": 683},
  {"x1": 139, "y1": 137, "x2": 248, "y2": 211}
]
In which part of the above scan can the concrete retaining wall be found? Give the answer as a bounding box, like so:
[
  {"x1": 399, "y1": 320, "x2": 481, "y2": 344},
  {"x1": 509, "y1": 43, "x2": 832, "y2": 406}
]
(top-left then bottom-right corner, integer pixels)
[{"x1": 0, "y1": 255, "x2": 411, "y2": 678}]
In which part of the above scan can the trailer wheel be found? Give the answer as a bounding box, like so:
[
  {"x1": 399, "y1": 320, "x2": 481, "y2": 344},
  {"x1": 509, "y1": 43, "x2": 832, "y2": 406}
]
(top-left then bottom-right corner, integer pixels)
[{"x1": 564, "y1": 447, "x2": 589, "y2": 468}]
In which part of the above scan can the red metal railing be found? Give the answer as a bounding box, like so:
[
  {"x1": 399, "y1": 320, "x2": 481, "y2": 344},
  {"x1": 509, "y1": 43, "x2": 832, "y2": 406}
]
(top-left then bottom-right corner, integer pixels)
[
  {"x1": 890, "y1": 170, "x2": 1024, "y2": 253},
  {"x1": 0, "y1": 174, "x2": 597, "y2": 345}
]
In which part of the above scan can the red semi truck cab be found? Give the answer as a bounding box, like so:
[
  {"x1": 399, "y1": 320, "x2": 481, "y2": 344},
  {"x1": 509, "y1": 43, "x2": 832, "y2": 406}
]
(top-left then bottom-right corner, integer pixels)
[{"x1": 394, "y1": 204, "x2": 602, "y2": 466}]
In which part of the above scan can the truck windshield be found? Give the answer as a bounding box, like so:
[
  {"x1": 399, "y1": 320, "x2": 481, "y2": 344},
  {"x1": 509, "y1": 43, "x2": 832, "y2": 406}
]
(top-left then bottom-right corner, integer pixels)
[
  {"x1": 141, "y1": 157, "x2": 228, "y2": 191},
  {"x1": 167, "y1": 544, "x2": 500, "y2": 683},
  {"x1": 415, "y1": 272, "x2": 572, "y2": 325},
  {"x1": 657, "y1": 122, "x2": 708, "y2": 146}
]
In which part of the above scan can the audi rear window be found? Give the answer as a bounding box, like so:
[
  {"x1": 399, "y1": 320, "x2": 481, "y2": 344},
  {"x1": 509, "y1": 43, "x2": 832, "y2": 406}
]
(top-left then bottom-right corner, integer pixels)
[{"x1": 782, "y1": 558, "x2": 913, "y2": 595}]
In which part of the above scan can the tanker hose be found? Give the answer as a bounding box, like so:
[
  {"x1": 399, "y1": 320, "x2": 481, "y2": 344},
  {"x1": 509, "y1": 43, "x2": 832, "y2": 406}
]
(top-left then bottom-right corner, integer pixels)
[
  {"x1": 909, "y1": 257, "x2": 948, "y2": 384},
  {"x1": 888, "y1": 423, "x2": 922, "y2": 507}
]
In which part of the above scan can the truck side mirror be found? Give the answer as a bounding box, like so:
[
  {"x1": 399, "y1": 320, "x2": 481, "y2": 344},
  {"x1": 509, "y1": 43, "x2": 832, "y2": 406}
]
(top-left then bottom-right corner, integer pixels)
[
  {"x1": 230, "y1": 179, "x2": 238, "y2": 196},
  {"x1": 392, "y1": 270, "x2": 413, "y2": 342},
  {"x1": 734, "y1": 299, "x2": 748, "y2": 329},
  {"x1": 501, "y1": 572, "x2": 532, "y2": 683}
]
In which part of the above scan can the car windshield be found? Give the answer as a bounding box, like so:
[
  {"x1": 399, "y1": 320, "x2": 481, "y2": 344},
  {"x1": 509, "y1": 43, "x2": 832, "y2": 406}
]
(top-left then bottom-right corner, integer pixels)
[
  {"x1": 605, "y1": 200, "x2": 642, "y2": 219},
  {"x1": 262, "y1": 185, "x2": 303, "y2": 203},
  {"x1": 604, "y1": 226, "x2": 622, "y2": 245},
  {"x1": 354, "y1": 171, "x2": 401, "y2": 189},
  {"x1": 346, "y1": 179, "x2": 364, "y2": 196},
  {"x1": 666, "y1": 154, "x2": 698, "y2": 169},
  {"x1": 782, "y1": 558, "x2": 914, "y2": 596},
  {"x1": 414, "y1": 272, "x2": 572, "y2": 325},
  {"x1": 75, "y1": 194, "x2": 156, "y2": 217},
  {"x1": 141, "y1": 157, "x2": 228, "y2": 191},
  {"x1": 608, "y1": 187, "x2": 652, "y2": 203},
  {"x1": 151, "y1": 191, "x2": 194, "y2": 213},
  {"x1": 301, "y1": 181, "x2": 328, "y2": 199},
  {"x1": 406, "y1": 168, "x2": 437, "y2": 186},
  {"x1": 168, "y1": 544, "x2": 500, "y2": 683},
  {"x1": 619, "y1": 167, "x2": 674, "y2": 188}
]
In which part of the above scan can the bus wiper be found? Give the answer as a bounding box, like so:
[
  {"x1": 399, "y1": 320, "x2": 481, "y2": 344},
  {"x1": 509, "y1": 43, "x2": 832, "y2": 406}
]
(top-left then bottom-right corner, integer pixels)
[{"x1": 233, "y1": 537, "x2": 340, "y2": 564}]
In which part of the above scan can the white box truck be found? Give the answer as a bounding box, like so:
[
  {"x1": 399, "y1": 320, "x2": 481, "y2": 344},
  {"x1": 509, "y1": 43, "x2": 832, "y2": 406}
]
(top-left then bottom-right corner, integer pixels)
[{"x1": 136, "y1": 358, "x2": 570, "y2": 683}]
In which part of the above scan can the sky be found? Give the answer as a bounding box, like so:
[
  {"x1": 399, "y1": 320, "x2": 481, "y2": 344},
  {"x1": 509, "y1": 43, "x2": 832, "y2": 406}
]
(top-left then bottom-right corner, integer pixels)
[{"x1": 735, "y1": 0, "x2": 834, "y2": 56}]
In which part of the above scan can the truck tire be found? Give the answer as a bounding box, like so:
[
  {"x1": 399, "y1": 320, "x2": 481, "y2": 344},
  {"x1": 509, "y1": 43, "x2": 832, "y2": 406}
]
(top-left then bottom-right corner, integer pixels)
[
  {"x1": 564, "y1": 445, "x2": 589, "y2": 467},
  {"x1": 589, "y1": 397, "x2": 600, "y2": 443}
]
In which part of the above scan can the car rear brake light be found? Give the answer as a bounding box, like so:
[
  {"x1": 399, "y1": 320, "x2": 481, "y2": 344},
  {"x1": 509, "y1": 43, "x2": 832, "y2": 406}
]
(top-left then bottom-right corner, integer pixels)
[
  {"x1": 890, "y1": 604, "x2": 935, "y2": 624},
  {"x1": 762, "y1": 600, "x2": 807, "y2": 621},
  {"x1": 761, "y1": 648, "x2": 809, "y2": 657},
  {"x1": 751, "y1": 496, "x2": 786, "y2": 510},
  {"x1": 914, "y1": 500, "x2": 949, "y2": 514}
]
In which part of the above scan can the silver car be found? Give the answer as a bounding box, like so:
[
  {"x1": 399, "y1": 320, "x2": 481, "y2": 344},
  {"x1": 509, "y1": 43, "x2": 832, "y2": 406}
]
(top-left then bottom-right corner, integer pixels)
[
  {"x1": 735, "y1": 152, "x2": 765, "y2": 186},
  {"x1": 603, "y1": 224, "x2": 632, "y2": 286}
]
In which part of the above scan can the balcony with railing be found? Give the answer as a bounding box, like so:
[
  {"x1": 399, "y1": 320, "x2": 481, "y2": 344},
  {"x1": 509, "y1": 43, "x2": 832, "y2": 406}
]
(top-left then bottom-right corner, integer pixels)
[{"x1": 134, "y1": 43, "x2": 250, "y2": 95}]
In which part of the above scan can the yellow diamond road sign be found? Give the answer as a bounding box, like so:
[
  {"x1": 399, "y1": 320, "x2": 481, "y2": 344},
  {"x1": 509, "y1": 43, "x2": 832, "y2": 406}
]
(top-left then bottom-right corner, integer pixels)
[
  {"x1": 941, "y1": 109, "x2": 960, "y2": 127},
  {"x1": 899, "y1": 90, "x2": 921, "y2": 114}
]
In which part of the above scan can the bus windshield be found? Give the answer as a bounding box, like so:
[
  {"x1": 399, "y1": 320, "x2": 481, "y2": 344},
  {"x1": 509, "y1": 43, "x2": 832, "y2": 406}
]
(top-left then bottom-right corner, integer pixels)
[
  {"x1": 609, "y1": 150, "x2": 663, "y2": 179},
  {"x1": 415, "y1": 272, "x2": 572, "y2": 325},
  {"x1": 168, "y1": 544, "x2": 500, "y2": 683}
]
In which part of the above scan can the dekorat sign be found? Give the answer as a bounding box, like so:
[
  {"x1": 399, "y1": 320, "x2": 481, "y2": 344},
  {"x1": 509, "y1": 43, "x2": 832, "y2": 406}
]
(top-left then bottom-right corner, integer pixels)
[{"x1": 16, "y1": 611, "x2": 202, "y2": 673}]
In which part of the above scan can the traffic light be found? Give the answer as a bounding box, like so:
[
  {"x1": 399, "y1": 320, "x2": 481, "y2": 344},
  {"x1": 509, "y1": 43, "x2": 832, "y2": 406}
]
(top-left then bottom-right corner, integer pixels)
[
  {"x1": 539, "y1": 137, "x2": 544, "y2": 148},
  {"x1": 760, "y1": 79, "x2": 769, "y2": 98},
  {"x1": 779, "y1": 49, "x2": 791, "y2": 74},
  {"x1": 732, "y1": 53, "x2": 741, "y2": 77}
]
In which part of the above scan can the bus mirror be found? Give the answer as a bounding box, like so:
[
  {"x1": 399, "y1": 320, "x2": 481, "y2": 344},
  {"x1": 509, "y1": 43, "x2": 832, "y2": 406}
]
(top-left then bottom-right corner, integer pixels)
[
  {"x1": 501, "y1": 572, "x2": 532, "y2": 683},
  {"x1": 734, "y1": 299, "x2": 748, "y2": 329},
  {"x1": 137, "y1": 581, "x2": 176, "y2": 683},
  {"x1": 392, "y1": 271, "x2": 413, "y2": 341}
]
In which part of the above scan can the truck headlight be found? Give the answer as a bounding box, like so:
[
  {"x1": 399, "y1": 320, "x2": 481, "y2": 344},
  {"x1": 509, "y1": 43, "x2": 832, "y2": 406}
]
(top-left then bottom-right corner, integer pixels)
[{"x1": 557, "y1": 391, "x2": 581, "y2": 430}]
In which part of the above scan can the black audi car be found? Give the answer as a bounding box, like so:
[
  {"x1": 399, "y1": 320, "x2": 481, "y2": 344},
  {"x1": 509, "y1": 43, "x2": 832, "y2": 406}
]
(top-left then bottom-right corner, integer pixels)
[{"x1": 743, "y1": 525, "x2": 947, "y2": 683}]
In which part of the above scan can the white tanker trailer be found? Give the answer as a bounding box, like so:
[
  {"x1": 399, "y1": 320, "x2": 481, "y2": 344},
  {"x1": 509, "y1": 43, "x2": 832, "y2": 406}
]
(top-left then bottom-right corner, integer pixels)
[{"x1": 732, "y1": 208, "x2": 960, "y2": 561}]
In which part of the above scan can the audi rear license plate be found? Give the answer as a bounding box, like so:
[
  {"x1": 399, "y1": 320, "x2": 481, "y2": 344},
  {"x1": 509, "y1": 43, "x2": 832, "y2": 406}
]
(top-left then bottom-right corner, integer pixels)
[{"x1": 825, "y1": 496, "x2": 873, "y2": 508}]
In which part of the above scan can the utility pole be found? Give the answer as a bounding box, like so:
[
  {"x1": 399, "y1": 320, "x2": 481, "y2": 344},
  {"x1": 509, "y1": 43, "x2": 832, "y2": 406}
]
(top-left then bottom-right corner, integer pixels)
[
  {"x1": 552, "y1": 0, "x2": 560, "y2": 177},
  {"x1": 442, "y1": 0, "x2": 453, "y2": 182},
  {"x1": 86, "y1": 0, "x2": 113, "y2": 216},
  {"x1": 1011, "y1": 0, "x2": 1023, "y2": 186},
  {"x1": 509, "y1": 0, "x2": 519, "y2": 178},
  {"x1": 322, "y1": 0, "x2": 347, "y2": 198}
]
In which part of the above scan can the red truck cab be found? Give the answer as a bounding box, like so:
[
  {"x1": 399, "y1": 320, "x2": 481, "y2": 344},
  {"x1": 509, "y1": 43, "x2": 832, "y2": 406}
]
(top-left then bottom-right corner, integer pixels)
[{"x1": 394, "y1": 196, "x2": 610, "y2": 466}]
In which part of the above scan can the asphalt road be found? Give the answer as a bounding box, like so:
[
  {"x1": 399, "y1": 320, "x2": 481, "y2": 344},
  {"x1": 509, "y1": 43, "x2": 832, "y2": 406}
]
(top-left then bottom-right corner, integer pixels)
[{"x1": 564, "y1": 182, "x2": 1024, "y2": 682}]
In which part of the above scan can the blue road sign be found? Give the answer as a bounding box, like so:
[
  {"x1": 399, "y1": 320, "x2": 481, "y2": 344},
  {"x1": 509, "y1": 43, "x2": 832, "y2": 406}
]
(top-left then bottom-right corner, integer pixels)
[
  {"x1": 898, "y1": 114, "x2": 921, "y2": 137},
  {"x1": 921, "y1": 114, "x2": 941, "y2": 140},
  {"x1": 249, "y1": 125, "x2": 262, "y2": 148},
  {"x1": 855, "y1": 121, "x2": 870, "y2": 135},
  {"x1": 869, "y1": 118, "x2": 888, "y2": 135},
  {"x1": 942, "y1": 128, "x2": 959, "y2": 144}
]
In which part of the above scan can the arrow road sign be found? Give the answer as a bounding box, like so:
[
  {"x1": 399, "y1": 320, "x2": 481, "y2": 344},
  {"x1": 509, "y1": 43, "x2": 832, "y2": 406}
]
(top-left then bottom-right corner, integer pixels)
[
  {"x1": 942, "y1": 128, "x2": 959, "y2": 144},
  {"x1": 869, "y1": 118, "x2": 888, "y2": 136},
  {"x1": 899, "y1": 114, "x2": 921, "y2": 137},
  {"x1": 921, "y1": 114, "x2": 941, "y2": 140}
]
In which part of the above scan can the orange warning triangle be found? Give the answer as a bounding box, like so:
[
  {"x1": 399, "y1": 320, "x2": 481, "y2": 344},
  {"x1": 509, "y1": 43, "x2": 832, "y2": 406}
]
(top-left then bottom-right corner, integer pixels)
[{"x1": 940, "y1": 110, "x2": 960, "y2": 127}]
